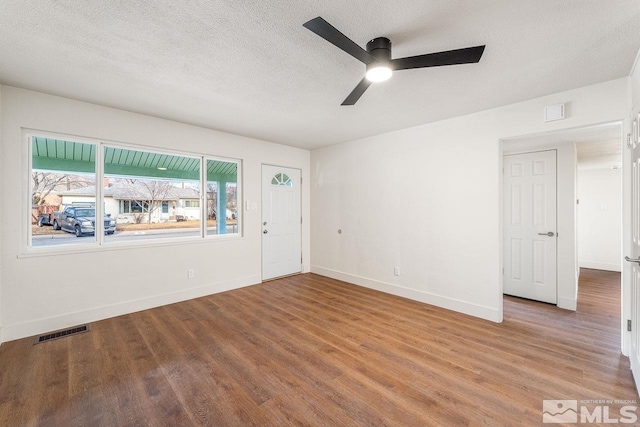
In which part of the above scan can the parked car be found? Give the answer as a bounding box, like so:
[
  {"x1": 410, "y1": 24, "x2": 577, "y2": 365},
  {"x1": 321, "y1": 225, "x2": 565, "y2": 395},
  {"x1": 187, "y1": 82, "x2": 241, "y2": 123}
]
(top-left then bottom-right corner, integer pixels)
[
  {"x1": 209, "y1": 209, "x2": 237, "y2": 220},
  {"x1": 38, "y1": 202, "x2": 94, "y2": 228},
  {"x1": 54, "y1": 206, "x2": 116, "y2": 237}
]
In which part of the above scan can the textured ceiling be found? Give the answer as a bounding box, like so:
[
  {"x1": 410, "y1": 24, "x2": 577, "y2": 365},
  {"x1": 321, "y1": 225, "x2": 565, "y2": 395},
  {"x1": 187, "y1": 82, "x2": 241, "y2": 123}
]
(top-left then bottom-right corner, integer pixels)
[
  {"x1": 1, "y1": 1, "x2": 639, "y2": 149},
  {"x1": 508, "y1": 124, "x2": 623, "y2": 170},
  {"x1": 574, "y1": 126, "x2": 623, "y2": 170}
]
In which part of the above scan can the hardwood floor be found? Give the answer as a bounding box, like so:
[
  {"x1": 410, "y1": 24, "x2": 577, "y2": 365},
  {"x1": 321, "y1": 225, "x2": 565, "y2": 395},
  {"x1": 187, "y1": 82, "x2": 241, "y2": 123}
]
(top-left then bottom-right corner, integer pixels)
[{"x1": 0, "y1": 268, "x2": 636, "y2": 426}]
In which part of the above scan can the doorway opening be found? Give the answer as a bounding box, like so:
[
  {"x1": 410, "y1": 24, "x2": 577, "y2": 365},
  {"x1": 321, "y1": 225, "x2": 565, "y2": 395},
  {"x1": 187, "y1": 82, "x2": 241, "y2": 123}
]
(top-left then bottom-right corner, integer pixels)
[{"x1": 501, "y1": 123, "x2": 623, "y2": 314}]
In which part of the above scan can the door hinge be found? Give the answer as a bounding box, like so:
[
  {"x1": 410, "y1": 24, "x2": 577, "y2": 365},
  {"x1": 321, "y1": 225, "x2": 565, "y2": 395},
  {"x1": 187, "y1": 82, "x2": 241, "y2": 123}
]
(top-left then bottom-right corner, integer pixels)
[
  {"x1": 301, "y1": 216, "x2": 303, "y2": 224},
  {"x1": 628, "y1": 319, "x2": 632, "y2": 332}
]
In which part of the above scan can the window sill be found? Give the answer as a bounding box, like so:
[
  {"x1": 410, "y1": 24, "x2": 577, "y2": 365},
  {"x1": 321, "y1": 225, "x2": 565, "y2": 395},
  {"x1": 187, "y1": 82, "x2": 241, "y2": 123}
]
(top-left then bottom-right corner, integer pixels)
[{"x1": 19, "y1": 233, "x2": 244, "y2": 258}]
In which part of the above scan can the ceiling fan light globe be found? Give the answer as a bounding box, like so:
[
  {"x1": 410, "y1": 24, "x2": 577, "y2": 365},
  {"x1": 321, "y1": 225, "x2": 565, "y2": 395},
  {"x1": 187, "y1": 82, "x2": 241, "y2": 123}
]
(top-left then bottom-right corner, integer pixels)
[{"x1": 365, "y1": 66, "x2": 392, "y2": 82}]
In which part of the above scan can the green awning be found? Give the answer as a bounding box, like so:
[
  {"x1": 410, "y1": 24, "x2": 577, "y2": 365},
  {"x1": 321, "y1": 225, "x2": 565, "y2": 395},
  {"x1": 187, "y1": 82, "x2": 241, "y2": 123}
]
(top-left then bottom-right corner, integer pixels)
[{"x1": 32, "y1": 137, "x2": 237, "y2": 182}]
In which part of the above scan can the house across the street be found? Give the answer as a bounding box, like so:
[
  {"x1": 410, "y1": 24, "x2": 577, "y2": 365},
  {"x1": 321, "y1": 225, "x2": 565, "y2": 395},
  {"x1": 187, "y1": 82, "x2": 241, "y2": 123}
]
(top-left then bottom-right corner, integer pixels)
[{"x1": 58, "y1": 181, "x2": 201, "y2": 223}]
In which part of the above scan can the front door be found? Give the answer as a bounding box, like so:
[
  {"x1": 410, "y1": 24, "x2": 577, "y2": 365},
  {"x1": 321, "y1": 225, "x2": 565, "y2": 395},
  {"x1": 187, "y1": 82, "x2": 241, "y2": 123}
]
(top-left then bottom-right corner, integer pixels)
[
  {"x1": 262, "y1": 165, "x2": 302, "y2": 280},
  {"x1": 504, "y1": 150, "x2": 558, "y2": 303}
]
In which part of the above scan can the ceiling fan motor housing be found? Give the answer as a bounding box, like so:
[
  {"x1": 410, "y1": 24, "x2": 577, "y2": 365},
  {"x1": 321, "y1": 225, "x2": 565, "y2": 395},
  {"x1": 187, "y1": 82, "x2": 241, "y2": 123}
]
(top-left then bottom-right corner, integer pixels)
[{"x1": 366, "y1": 37, "x2": 392, "y2": 69}]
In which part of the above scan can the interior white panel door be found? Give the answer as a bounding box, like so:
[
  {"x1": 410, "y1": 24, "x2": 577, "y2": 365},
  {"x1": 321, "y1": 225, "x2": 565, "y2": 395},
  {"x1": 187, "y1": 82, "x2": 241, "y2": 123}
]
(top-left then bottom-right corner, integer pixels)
[
  {"x1": 504, "y1": 150, "x2": 557, "y2": 303},
  {"x1": 626, "y1": 136, "x2": 640, "y2": 392},
  {"x1": 262, "y1": 165, "x2": 301, "y2": 280}
]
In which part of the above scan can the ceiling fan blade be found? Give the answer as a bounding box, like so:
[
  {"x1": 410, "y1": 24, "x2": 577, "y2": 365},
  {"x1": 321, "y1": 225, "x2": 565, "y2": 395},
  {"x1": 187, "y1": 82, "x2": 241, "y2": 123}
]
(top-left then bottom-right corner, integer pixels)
[
  {"x1": 303, "y1": 17, "x2": 375, "y2": 65},
  {"x1": 341, "y1": 78, "x2": 372, "y2": 105},
  {"x1": 391, "y1": 45, "x2": 485, "y2": 71}
]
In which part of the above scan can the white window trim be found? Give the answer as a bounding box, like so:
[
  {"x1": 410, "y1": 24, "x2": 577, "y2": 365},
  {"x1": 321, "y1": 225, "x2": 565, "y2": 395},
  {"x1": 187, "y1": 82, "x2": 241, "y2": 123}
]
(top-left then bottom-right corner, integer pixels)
[{"x1": 23, "y1": 129, "x2": 243, "y2": 257}]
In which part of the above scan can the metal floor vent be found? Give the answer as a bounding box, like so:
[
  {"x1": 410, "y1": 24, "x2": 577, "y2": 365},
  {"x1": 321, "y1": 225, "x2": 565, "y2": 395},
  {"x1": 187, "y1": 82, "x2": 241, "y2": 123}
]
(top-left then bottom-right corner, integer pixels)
[{"x1": 34, "y1": 324, "x2": 90, "y2": 344}]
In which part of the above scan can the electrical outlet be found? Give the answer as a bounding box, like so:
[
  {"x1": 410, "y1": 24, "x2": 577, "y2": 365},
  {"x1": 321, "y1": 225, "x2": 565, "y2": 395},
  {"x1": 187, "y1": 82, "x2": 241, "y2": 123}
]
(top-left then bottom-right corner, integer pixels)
[
  {"x1": 188, "y1": 269, "x2": 194, "y2": 279},
  {"x1": 394, "y1": 267, "x2": 400, "y2": 276}
]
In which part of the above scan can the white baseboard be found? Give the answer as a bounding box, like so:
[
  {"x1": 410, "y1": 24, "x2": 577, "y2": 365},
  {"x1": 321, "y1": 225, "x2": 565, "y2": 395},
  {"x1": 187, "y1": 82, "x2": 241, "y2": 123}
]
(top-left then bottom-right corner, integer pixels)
[
  {"x1": 1, "y1": 274, "x2": 261, "y2": 343},
  {"x1": 311, "y1": 265, "x2": 502, "y2": 323},
  {"x1": 579, "y1": 260, "x2": 622, "y2": 272}
]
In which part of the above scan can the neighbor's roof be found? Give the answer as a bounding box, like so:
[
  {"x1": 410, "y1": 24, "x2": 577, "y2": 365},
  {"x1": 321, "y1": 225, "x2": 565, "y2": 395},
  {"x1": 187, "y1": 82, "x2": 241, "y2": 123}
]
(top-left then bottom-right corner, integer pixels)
[{"x1": 58, "y1": 183, "x2": 201, "y2": 200}]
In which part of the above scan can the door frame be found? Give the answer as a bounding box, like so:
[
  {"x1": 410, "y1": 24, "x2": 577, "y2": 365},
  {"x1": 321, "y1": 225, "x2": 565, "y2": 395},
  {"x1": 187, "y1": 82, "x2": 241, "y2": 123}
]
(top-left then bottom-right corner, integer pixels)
[
  {"x1": 261, "y1": 163, "x2": 303, "y2": 281},
  {"x1": 623, "y1": 119, "x2": 633, "y2": 358},
  {"x1": 500, "y1": 121, "x2": 627, "y2": 353},
  {"x1": 502, "y1": 139, "x2": 577, "y2": 311}
]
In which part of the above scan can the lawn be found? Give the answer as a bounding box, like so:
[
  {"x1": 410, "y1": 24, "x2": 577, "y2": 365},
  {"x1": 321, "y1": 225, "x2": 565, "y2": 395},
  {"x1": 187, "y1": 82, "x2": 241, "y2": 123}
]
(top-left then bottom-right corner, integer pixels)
[{"x1": 32, "y1": 219, "x2": 237, "y2": 235}]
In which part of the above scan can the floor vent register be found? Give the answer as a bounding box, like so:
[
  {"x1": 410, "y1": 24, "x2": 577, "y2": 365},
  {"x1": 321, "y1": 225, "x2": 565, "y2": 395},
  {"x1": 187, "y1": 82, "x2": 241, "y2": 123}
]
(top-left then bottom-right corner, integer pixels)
[{"x1": 34, "y1": 324, "x2": 91, "y2": 344}]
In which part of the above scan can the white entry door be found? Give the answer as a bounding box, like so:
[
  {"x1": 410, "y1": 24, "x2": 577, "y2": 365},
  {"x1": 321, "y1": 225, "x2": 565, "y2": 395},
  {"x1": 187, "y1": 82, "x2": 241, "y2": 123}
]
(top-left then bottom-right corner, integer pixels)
[
  {"x1": 626, "y1": 127, "x2": 640, "y2": 392},
  {"x1": 262, "y1": 165, "x2": 302, "y2": 280},
  {"x1": 504, "y1": 150, "x2": 557, "y2": 303}
]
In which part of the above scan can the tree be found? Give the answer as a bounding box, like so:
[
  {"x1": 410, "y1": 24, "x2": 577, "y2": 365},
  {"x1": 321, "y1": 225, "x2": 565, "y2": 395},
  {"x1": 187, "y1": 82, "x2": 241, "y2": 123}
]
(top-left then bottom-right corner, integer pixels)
[
  {"x1": 138, "y1": 180, "x2": 174, "y2": 224},
  {"x1": 31, "y1": 172, "x2": 92, "y2": 206},
  {"x1": 206, "y1": 182, "x2": 218, "y2": 220},
  {"x1": 206, "y1": 182, "x2": 237, "y2": 220},
  {"x1": 226, "y1": 183, "x2": 237, "y2": 213}
]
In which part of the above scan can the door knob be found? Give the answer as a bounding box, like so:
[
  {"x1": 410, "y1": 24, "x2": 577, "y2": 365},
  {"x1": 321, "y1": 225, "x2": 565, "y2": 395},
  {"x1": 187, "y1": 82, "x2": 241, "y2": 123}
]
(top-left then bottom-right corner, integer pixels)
[
  {"x1": 263, "y1": 230, "x2": 268, "y2": 234},
  {"x1": 538, "y1": 232, "x2": 555, "y2": 237},
  {"x1": 625, "y1": 256, "x2": 640, "y2": 264}
]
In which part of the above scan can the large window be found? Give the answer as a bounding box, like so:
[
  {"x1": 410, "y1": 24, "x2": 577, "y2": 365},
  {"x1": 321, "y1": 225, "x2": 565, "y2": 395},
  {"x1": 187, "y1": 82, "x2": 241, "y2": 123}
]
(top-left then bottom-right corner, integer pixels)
[
  {"x1": 119, "y1": 200, "x2": 149, "y2": 214},
  {"x1": 206, "y1": 159, "x2": 239, "y2": 235},
  {"x1": 181, "y1": 200, "x2": 200, "y2": 208},
  {"x1": 29, "y1": 134, "x2": 241, "y2": 249},
  {"x1": 103, "y1": 146, "x2": 202, "y2": 242},
  {"x1": 31, "y1": 137, "x2": 97, "y2": 247}
]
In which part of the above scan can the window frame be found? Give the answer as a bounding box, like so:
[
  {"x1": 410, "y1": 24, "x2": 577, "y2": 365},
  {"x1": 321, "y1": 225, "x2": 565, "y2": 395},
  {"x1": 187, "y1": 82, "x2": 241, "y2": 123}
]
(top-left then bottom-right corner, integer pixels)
[
  {"x1": 203, "y1": 155, "x2": 242, "y2": 238},
  {"x1": 24, "y1": 130, "x2": 243, "y2": 256}
]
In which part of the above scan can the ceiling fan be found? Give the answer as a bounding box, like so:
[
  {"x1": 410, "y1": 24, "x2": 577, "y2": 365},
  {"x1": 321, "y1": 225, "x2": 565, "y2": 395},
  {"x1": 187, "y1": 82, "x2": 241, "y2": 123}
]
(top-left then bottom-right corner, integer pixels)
[{"x1": 302, "y1": 17, "x2": 486, "y2": 105}]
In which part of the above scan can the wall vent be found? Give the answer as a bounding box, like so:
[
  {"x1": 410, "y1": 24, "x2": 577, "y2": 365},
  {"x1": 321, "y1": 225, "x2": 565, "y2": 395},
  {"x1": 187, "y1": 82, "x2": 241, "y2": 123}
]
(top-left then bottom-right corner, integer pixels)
[
  {"x1": 544, "y1": 103, "x2": 565, "y2": 122},
  {"x1": 34, "y1": 324, "x2": 90, "y2": 344}
]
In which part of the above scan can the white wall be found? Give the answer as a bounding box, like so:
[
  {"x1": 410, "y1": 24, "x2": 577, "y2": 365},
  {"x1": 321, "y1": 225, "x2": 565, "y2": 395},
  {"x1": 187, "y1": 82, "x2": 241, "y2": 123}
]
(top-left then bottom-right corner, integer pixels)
[
  {"x1": 0, "y1": 86, "x2": 310, "y2": 342},
  {"x1": 0, "y1": 85, "x2": 3, "y2": 341},
  {"x1": 105, "y1": 198, "x2": 119, "y2": 219},
  {"x1": 578, "y1": 168, "x2": 622, "y2": 272},
  {"x1": 502, "y1": 140, "x2": 578, "y2": 310},
  {"x1": 311, "y1": 78, "x2": 628, "y2": 323}
]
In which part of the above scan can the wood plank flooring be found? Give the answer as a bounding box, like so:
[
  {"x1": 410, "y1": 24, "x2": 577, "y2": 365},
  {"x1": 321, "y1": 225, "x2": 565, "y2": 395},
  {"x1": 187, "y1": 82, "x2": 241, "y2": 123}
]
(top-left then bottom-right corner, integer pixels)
[{"x1": 0, "y1": 268, "x2": 636, "y2": 426}]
